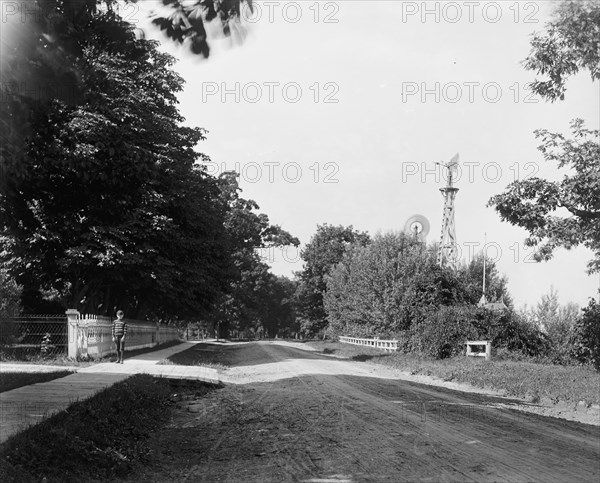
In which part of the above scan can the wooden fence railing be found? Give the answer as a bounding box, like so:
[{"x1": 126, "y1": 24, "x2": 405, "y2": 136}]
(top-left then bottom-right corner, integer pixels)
[{"x1": 339, "y1": 336, "x2": 399, "y2": 352}]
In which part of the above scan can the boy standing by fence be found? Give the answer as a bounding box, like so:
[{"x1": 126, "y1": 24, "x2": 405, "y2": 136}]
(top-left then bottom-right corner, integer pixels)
[{"x1": 112, "y1": 310, "x2": 127, "y2": 363}]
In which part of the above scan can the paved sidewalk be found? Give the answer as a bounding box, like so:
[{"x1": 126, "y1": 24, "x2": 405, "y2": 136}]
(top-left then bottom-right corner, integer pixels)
[
  {"x1": 1, "y1": 341, "x2": 220, "y2": 443},
  {"x1": 78, "y1": 341, "x2": 221, "y2": 382}
]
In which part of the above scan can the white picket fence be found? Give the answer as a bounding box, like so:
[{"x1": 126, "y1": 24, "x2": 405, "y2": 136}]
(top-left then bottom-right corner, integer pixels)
[
  {"x1": 66, "y1": 310, "x2": 179, "y2": 359},
  {"x1": 339, "y1": 336, "x2": 399, "y2": 352}
]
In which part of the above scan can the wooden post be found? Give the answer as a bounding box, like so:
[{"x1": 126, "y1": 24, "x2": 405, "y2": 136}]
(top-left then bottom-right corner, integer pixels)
[{"x1": 485, "y1": 341, "x2": 492, "y2": 361}]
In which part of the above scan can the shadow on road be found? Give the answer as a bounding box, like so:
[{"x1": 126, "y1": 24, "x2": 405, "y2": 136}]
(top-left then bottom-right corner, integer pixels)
[
  {"x1": 350, "y1": 353, "x2": 391, "y2": 362},
  {"x1": 167, "y1": 340, "x2": 337, "y2": 368}
]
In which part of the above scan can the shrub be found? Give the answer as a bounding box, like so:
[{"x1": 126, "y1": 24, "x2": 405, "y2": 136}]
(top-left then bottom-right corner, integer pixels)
[
  {"x1": 40, "y1": 333, "x2": 54, "y2": 357},
  {"x1": 572, "y1": 298, "x2": 600, "y2": 370},
  {"x1": 0, "y1": 270, "x2": 22, "y2": 318},
  {"x1": 0, "y1": 319, "x2": 17, "y2": 346},
  {"x1": 405, "y1": 306, "x2": 479, "y2": 359},
  {"x1": 493, "y1": 310, "x2": 552, "y2": 358},
  {"x1": 547, "y1": 323, "x2": 578, "y2": 365},
  {"x1": 0, "y1": 270, "x2": 21, "y2": 346},
  {"x1": 406, "y1": 306, "x2": 555, "y2": 361}
]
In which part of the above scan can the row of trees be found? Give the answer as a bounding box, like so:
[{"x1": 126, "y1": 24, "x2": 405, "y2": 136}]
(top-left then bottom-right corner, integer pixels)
[
  {"x1": 292, "y1": 224, "x2": 598, "y2": 368},
  {"x1": 1, "y1": 5, "x2": 298, "y2": 325},
  {"x1": 291, "y1": 2, "x2": 599, "y2": 365},
  {"x1": 488, "y1": 0, "x2": 599, "y2": 273},
  {"x1": 2, "y1": 1, "x2": 598, "y2": 363},
  {"x1": 323, "y1": 232, "x2": 508, "y2": 338}
]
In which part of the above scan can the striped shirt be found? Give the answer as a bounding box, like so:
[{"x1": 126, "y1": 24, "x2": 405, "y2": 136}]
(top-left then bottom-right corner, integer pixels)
[{"x1": 112, "y1": 319, "x2": 128, "y2": 337}]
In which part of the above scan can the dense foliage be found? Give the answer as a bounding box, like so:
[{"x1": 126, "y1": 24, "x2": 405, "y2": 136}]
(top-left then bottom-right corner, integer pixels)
[
  {"x1": 294, "y1": 224, "x2": 370, "y2": 337},
  {"x1": 489, "y1": 120, "x2": 600, "y2": 273},
  {"x1": 524, "y1": 0, "x2": 599, "y2": 102},
  {"x1": 1, "y1": 0, "x2": 249, "y2": 197},
  {"x1": 323, "y1": 233, "x2": 510, "y2": 339},
  {"x1": 207, "y1": 173, "x2": 299, "y2": 338},
  {"x1": 490, "y1": 1, "x2": 600, "y2": 274},
  {"x1": 1, "y1": 12, "x2": 231, "y2": 319},
  {"x1": 319, "y1": 231, "x2": 568, "y2": 361},
  {"x1": 1, "y1": 7, "x2": 297, "y2": 325},
  {"x1": 324, "y1": 233, "x2": 444, "y2": 337},
  {"x1": 572, "y1": 298, "x2": 600, "y2": 370},
  {"x1": 150, "y1": 0, "x2": 251, "y2": 57},
  {"x1": 0, "y1": 270, "x2": 22, "y2": 318}
]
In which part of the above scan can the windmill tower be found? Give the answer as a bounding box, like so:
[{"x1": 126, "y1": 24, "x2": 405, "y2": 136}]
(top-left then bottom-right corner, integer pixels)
[{"x1": 437, "y1": 154, "x2": 460, "y2": 269}]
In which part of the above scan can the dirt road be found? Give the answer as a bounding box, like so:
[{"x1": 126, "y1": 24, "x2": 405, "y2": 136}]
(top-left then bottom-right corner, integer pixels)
[{"x1": 134, "y1": 342, "x2": 600, "y2": 482}]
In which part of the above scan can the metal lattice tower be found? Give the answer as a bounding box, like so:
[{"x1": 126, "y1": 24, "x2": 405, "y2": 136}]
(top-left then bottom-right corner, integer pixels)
[{"x1": 437, "y1": 154, "x2": 460, "y2": 269}]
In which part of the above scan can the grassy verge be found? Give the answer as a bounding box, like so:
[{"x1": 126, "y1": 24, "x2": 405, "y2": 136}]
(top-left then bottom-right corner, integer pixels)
[
  {"x1": 0, "y1": 340, "x2": 182, "y2": 366},
  {"x1": 0, "y1": 351, "x2": 96, "y2": 367},
  {"x1": 0, "y1": 375, "x2": 175, "y2": 483},
  {"x1": 307, "y1": 341, "x2": 384, "y2": 360},
  {"x1": 159, "y1": 344, "x2": 228, "y2": 371},
  {"x1": 306, "y1": 341, "x2": 600, "y2": 406},
  {"x1": 0, "y1": 371, "x2": 74, "y2": 393}
]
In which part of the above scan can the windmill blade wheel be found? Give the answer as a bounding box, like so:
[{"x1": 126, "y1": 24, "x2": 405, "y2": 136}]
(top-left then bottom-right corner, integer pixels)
[{"x1": 404, "y1": 215, "x2": 430, "y2": 240}]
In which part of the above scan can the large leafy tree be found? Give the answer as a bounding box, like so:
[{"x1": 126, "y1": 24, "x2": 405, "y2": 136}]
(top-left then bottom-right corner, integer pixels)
[
  {"x1": 524, "y1": 0, "x2": 599, "y2": 102},
  {"x1": 489, "y1": 121, "x2": 600, "y2": 273},
  {"x1": 1, "y1": 0, "x2": 249, "y2": 175},
  {"x1": 456, "y1": 254, "x2": 512, "y2": 307},
  {"x1": 150, "y1": 0, "x2": 251, "y2": 57},
  {"x1": 323, "y1": 233, "x2": 527, "y2": 358},
  {"x1": 324, "y1": 233, "x2": 438, "y2": 337},
  {"x1": 209, "y1": 173, "x2": 299, "y2": 337},
  {"x1": 261, "y1": 275, "x2": 298, "y2": 338},
  {"x1": 533, "y1": 287, "x2": 580, "y2": 363},
  {"x1": 1, "y1": 0, "x2": 299, "y2": 324},
  {"x1": 295, "y1": 224, "x2": 371, "y2": 337},
  {"x1": 1, "y1": 10, "x2": 231, "y2": 318},
  {"x1": 323, "y1": 232, "x2": 490, "y2": 338},
  {"x1": 489, "y1": 0, "x2": 600, "y2": 274}
]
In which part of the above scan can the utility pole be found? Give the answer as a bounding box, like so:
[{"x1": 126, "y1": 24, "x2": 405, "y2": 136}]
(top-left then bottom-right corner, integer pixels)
[{"x1": 479, "y1": 233, "x2": 488, "y2": 306}]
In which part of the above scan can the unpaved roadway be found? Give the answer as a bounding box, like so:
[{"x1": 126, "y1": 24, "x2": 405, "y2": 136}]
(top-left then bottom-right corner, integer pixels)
[{"x1": 133, "y1": 342, "x2": 600, "y2": 482}]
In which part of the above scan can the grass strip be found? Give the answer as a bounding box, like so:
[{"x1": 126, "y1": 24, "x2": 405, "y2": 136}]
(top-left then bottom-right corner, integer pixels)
[
  {"x1": 307, "y1": 341, "x2": 600, "y2": 406},
  {"x1": 0, "y1": 374, "x2": 172, "y2": 483},
  {"x1": 0, "y1": 371, "x2": 73, "y2": 393},
  {"x1": 0, "y1": 339, "x2": 182, "y2": 366},
  {"x1": 160, "y1": 344, "x2": 229, "y2": 370}
]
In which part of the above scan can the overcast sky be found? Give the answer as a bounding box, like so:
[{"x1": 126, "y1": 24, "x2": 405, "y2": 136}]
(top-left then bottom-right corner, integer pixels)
[{"x1": 137, "y1": 0, "x2": 599, "y2": 309}]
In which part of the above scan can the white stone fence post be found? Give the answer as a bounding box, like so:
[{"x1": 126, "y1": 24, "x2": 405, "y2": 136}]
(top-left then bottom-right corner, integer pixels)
[
  {"x1": 66, "y1": 309, "x2": 180, "y2": 360},
  {"x1": 465, "y1": 340, "x2": 492, "y2": 361}
]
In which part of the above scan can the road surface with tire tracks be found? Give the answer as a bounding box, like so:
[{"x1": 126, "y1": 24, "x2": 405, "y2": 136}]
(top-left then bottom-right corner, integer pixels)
[{"x1": 132, "y1": 341, "x2": 600, "y2": 482}]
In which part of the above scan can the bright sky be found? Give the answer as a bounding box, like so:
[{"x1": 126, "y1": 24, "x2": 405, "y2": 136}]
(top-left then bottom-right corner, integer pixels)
[{"x1": 135, "y1": 0, "x2": 599, "y2": 309}]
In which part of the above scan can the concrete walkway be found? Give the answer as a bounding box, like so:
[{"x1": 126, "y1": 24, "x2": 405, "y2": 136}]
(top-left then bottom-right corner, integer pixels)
[{"x1": 0, "y1": 341, "x2": 220, "y2": 443}]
